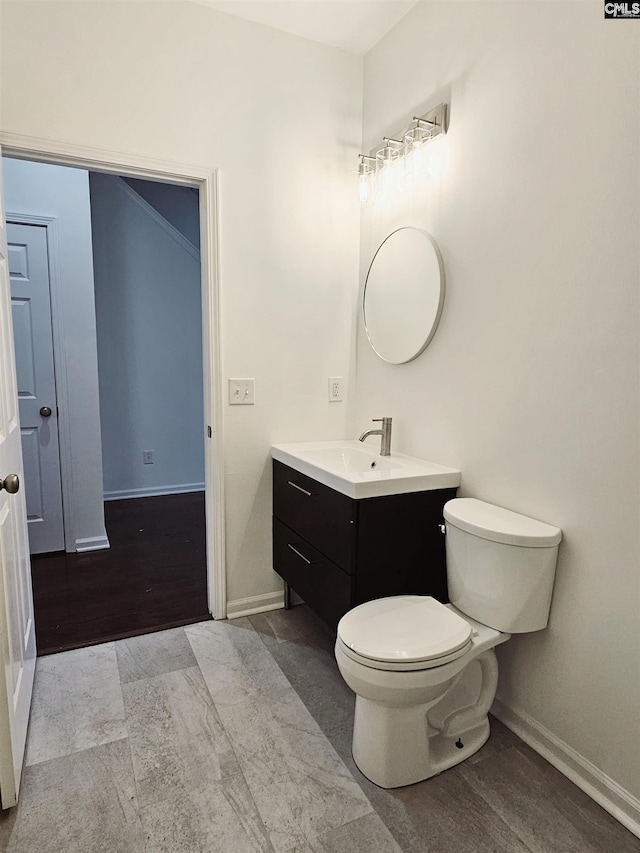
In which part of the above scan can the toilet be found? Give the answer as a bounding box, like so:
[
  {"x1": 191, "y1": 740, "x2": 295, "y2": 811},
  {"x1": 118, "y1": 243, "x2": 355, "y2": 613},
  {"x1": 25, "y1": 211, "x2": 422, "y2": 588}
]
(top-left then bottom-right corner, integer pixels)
[{"x1": 334, "y1": 497, "x2": 562, "y2": 789}]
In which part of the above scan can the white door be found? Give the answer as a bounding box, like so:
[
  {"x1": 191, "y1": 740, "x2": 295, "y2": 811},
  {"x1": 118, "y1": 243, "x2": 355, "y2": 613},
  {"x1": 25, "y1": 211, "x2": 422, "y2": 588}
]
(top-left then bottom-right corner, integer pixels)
[
  {"x1": 0, "y1": 151, "x2": 37, "y2": 807},
  {"x1": 8, "y1": 223, "x2": 64, "y2": 554}
]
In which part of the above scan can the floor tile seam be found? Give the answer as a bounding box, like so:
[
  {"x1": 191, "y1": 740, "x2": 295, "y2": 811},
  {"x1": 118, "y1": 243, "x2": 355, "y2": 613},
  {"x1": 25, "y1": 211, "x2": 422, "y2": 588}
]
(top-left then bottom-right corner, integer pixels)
[
  {"x1": 273, "y1": 809, "x2": 381, "y2": 853},
  {"x1": 24, "y1": 731, "x2": 131, "y2": 770},
  {"x1": 462, "y1": 742, "x2": 620, "y2": 853},
  {"x1": 120, "y1": 665, "x2": 231, "y2": 754},
  {"x1": 244, "y1": 622, "x2": 338, "y2": 709},
  {"x1": 248, "y1": 635, "x2": 361, "y2": 761},
  {"x1": 220, "y1": 626, "x2": 386, "y2": 820},
  {"x1": 197, "y1": 680, "x2": 376, "y2": 843},
  {"x1": 306, "y1": 806, "x2": 379, "y2": 844},
  {"x1": 454, "y1": 767, "x2": 558, "y2": 853},
  {"x1": 117, "y1": 661, "x2": 202, "y2": 688},
  {"x1": 36, "y1": 638, "x2": 119, "y2": 665},
  {"x1": 134, "y1": 767, "x2": 253, "y2": 812},
  {"x1": 182, "y1": 653, "x2": 277, "y2": 845},
  {"x1": 183, "y1": 626, "x2": 292, "y2": 710},
  {"x1": 186, "y1": 621, "x2": 383, "y2": 838},
  {"x1": 253, "y1": 622, "x2": 458, "y2": 853},
  {"x1": 509, "y1": 737, "x2": 630, "y2": 837},
  {"x1": 120, "y1": 730, "x2": 214, "y2": 826}
]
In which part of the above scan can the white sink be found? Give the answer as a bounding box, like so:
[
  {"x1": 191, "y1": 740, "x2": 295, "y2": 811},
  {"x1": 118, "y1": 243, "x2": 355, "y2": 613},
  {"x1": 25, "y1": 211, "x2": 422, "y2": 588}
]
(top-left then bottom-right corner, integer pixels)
[{"x1": 271, "y1": 440, "x2": 461, "y2": 499}]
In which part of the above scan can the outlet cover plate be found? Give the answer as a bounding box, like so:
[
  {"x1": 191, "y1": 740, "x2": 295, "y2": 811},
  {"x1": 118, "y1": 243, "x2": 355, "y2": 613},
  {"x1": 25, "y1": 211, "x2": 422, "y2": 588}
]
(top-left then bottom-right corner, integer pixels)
[{"x1": 328, "y1": 377, "x2": 344, "y2": 402}]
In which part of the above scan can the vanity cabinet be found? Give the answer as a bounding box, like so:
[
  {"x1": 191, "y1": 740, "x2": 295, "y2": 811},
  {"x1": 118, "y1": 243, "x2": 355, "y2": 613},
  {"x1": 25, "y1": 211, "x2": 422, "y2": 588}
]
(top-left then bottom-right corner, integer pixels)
[{"x1": 272, "y1": 459, "x2": 457, "y2": 629}]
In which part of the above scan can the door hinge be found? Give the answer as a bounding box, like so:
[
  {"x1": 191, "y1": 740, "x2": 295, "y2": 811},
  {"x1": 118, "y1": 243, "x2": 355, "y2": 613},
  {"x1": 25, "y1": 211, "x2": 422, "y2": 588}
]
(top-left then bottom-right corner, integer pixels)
[{"x1": 207, "y1": 425, "x2": 212, "y2": 438}]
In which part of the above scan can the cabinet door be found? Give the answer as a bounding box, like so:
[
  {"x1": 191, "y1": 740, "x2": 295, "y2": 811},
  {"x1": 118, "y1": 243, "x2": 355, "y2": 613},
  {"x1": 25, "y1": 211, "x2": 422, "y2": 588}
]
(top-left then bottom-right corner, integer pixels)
[
  {"x1": 355, "y1": 488, "x2": 456, "y2": 605},
  {"x1": 273, "y1": 461, "x2": 355, "y2": 571},
  {"x1": 273, "y1": 518, "x2": 352, "y2": 628}
]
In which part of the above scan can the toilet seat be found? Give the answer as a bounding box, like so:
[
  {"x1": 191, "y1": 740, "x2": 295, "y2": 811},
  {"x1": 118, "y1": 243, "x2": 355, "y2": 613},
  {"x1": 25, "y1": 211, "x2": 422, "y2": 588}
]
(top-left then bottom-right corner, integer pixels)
[{"x1": 337, "y1": 596, "x2": 474, "y2": 672}]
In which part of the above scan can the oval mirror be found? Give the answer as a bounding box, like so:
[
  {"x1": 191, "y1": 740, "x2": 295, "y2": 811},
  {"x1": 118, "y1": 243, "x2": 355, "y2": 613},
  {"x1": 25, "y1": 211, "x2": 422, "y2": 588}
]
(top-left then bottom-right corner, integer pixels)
[{"x1": 363, "y1": 227, "x2": 445, "y2": 364}]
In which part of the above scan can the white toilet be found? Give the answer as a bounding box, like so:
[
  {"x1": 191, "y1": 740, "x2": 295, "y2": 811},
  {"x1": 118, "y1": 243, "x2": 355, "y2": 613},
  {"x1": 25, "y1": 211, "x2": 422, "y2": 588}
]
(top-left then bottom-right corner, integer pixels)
[{"x1": 334, "y1": 497, "x2": 562, "y2": 789}]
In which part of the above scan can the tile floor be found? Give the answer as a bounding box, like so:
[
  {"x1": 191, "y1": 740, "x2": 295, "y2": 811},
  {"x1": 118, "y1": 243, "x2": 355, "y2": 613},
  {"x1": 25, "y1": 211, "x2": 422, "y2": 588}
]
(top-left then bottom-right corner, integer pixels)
[{"x1": 0, "y1": 606, "x2": 638, "y2": 853}]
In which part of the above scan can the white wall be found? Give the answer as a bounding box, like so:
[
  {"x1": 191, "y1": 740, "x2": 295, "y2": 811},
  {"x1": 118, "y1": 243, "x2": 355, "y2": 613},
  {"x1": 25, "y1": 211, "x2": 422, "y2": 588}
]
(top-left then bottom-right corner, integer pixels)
[
  {"x1": 359, "y1": 0, "x2": 639, "y2": 829},
  {"x1": 90, "y1": 173, "x2": 204, "y2": 499},
  {"x1": 2, "y1": 157, "x2": 108, "y2": 551},
  {"x1": 0, "y1": 1, "x2": 362, "y2": 604}
]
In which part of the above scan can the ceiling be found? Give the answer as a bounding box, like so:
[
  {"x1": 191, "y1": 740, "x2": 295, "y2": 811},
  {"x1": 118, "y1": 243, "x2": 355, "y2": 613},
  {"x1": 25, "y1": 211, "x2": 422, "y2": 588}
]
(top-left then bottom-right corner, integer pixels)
[{"x1": 191, "y1": 0, "x2": 419, "y2": 55}]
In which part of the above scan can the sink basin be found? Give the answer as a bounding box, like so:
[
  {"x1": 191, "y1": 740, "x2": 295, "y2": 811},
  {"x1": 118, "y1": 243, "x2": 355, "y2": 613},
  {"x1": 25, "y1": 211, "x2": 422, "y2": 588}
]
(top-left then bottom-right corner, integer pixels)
[
  {"x1": 302, "y1": 446, "x2": 401, "y2": 474},
  {"x1": 271, "y1": 440, "x2": 461, "y2": 499}
]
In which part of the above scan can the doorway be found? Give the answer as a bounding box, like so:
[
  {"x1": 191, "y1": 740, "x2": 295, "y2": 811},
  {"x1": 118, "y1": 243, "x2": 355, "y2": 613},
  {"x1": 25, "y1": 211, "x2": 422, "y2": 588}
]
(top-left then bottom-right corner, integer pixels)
[
  {"x1": 0, "y1": 139, "x2": 226, "y2": 631},
  {"x1": 5, "y1": 161, "x2": 212, "y2": 652}
]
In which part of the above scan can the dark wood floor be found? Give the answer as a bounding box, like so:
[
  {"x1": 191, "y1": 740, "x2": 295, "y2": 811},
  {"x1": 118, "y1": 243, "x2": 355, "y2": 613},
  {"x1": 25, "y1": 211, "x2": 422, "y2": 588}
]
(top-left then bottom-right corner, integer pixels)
[{"x1": 31, "y1": 492, "x2": 210, "y2": 655}]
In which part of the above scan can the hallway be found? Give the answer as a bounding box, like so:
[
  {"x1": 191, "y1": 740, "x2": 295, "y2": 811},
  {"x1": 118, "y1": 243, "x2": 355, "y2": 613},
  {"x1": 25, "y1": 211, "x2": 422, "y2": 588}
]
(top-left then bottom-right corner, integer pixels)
[{"x1": 31, "y1": 492, "x2": 209, "y2": 655}]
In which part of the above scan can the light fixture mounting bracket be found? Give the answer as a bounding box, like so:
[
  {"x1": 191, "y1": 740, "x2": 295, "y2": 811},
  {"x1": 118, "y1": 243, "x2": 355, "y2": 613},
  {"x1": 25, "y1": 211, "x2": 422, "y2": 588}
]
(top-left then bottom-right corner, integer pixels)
[{"x1": 368, "y1": 102, "x2": 447, "y2": 158}]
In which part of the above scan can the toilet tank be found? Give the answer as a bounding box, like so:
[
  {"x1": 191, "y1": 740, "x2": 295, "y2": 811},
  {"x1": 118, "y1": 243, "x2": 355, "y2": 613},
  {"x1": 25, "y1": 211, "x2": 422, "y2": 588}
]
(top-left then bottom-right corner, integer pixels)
[{"x1": 443, "y1": 498, "x2": 562, "y2": 633}]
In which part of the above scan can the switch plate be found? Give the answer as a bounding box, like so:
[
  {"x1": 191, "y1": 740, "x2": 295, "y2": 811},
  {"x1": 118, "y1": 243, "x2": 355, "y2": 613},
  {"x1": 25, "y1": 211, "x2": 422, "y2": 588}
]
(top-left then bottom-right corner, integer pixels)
[
  {"x1": 143, "y1": 450, "x2": 154, "y2": 464},
  {"x1": 229, "y1": 378, "x2": 255, "y2": 405},
  {"x1": 328, "y1": 377, "x2": 344, "y2": 402}
]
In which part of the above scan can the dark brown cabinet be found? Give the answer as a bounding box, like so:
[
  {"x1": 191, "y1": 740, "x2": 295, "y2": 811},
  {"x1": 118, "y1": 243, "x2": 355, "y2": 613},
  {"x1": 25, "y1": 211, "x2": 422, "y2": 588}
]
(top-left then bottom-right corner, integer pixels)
[{"x1": 272, "y1": 459, "x2": 457, "y2": 629}]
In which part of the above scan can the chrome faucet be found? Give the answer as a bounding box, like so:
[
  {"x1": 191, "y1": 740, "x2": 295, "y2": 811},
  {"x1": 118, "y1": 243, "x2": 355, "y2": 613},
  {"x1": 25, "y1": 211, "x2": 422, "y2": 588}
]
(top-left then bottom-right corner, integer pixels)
[{"x1": 359, "y1": 417, "x2": 392, "y2": 457}]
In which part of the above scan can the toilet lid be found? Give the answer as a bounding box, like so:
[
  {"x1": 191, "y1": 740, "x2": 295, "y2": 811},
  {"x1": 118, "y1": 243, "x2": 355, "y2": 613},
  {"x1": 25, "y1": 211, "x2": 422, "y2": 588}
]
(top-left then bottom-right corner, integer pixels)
[{"x1": 337, "y1": 596, "x2": 472, "y2": 664}]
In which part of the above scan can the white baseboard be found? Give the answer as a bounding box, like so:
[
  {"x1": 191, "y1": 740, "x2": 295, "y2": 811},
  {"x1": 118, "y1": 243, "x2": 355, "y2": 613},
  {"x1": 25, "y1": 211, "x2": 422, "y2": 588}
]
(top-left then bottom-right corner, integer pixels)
[
  {"x1": 491, "y1": 696, "x2": 640, "y2": 839},
  {"x1": 226, "y1": 591, "x2": 284, "y2": 620},
  {"x1": 104, "y1": 483, "x2": 205, "y2": 501},
  {"x1": 75, "y1": 535, "x2": 110, "y2": 552}
]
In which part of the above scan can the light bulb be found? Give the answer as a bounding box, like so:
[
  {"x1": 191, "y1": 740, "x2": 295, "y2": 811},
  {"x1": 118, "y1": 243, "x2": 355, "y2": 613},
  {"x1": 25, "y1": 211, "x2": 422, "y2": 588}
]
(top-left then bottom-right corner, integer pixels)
[
  {"x1": 404, "y1": 125, "x2": 432, "y2": 180},
  {"x1": 358, "y1": 173, "x2": 370, "y2": 207},
  {"x1": 354, "y1": 157, "x2": 375, "y2": 207},
  {"x1": 375, "y1": 145, "x2": 400, "y2": 199},
  {"x1": 380, "y1": 162, "x2": 394, "y2": 190}
]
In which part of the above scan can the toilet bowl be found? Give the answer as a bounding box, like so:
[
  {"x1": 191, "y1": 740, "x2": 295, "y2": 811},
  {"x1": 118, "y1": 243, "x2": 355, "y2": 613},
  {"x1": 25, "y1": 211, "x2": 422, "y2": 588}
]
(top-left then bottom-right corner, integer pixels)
[
  {"x1": 335, "y1": 498, "x2": 562, "y2": 789},
  {"x1": 335, "y1": 596, "x2": 510, "y2": 788}
]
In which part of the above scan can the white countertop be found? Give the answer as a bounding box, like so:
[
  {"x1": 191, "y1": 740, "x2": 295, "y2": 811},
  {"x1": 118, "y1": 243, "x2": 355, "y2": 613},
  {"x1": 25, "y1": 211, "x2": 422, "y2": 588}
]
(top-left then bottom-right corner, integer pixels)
[{"x1": 271, "y1": 440, "x2": 461, "y2": 499}]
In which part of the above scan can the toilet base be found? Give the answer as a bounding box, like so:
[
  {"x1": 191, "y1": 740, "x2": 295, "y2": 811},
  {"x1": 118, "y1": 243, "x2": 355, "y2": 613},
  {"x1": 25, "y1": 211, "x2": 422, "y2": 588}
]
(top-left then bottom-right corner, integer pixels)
[
  {"x1": 352, "y1": 696, "x2": 491, "y2": 789},
  {"x1": 337, "y1": 636, "x2": 504, "y2": 789}
]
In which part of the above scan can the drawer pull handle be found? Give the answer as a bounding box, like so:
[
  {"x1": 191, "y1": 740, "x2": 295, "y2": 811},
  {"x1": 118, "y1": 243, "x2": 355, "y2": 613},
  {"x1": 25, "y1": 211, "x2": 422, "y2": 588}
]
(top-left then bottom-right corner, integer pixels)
[
  {"x1": 287, "y1": 543, "x2": 316, "y2": 565},
  {"x1": 287, "y1": 480, "x2": 313, "y2": 497}
]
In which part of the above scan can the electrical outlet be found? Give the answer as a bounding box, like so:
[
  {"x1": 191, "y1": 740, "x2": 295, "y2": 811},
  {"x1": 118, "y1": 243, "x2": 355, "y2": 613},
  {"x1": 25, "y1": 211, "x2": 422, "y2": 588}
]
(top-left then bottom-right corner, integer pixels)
[
  {"x1": 229, "y1": 378, "x2": 255, "y2": 405},
  {"x1": 328, "y1": 377, "x2": 344, "y2": 402},
  {"x1": 143, "y1": 450, "x2": 154, "y2": 464}
]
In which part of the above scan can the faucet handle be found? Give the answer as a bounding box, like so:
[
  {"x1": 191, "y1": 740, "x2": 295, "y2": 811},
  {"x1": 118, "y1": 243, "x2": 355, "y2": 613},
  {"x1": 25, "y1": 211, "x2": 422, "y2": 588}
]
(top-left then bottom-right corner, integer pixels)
[{"x1": 372, "y1": 417, "x2": 392, "y2": 423}]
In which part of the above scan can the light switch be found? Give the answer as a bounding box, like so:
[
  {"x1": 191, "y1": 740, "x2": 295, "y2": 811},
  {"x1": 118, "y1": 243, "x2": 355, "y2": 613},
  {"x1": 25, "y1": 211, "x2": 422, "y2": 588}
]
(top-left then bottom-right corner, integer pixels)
[{"x1": 229, "y1": 378, "x2": 255, "y2": 405}]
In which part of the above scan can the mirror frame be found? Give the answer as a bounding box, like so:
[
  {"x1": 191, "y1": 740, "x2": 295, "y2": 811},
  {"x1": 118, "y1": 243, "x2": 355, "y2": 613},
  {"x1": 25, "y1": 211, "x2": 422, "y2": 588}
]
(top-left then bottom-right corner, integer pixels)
[{"x1": 363, "y1": 226, "x2": 446, "y2": 365}]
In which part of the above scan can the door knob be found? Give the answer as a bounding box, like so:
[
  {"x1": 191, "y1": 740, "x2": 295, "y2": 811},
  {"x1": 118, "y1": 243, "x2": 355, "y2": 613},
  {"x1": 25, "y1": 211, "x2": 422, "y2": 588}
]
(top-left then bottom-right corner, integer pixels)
[
  {"x1": 40, "y1": 407, "x2": 52, "y2": 418},
  {"x1": 0, "y1": 474, "x2": 20, "y2": 494}
]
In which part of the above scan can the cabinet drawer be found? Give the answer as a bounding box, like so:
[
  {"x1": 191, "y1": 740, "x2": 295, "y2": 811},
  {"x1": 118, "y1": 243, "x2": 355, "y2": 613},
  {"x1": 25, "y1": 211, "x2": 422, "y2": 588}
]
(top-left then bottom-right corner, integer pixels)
[
  {"x1": 273, "y1": 460, "x2": 355, "y2": 571},
  {"x1": 273, "y1": 518, "x2": 352, "y2": 629}
]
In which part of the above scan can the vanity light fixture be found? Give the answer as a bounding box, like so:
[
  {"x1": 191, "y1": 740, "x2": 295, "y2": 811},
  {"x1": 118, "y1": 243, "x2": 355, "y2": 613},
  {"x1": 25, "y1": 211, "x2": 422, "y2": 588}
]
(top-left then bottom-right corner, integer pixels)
[
  {"x1": 356, "y1": 102, "x2": 448, "y2": 206},
  {"x1": 355, "y1": 155, "x2": 376, "y2": 206}
]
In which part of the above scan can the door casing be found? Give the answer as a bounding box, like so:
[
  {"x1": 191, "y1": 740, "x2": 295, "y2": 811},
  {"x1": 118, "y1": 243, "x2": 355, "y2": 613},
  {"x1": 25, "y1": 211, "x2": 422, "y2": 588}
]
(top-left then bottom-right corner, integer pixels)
[{"x1": 0, "y1": 131, "x2": 227, "y2": 620}]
